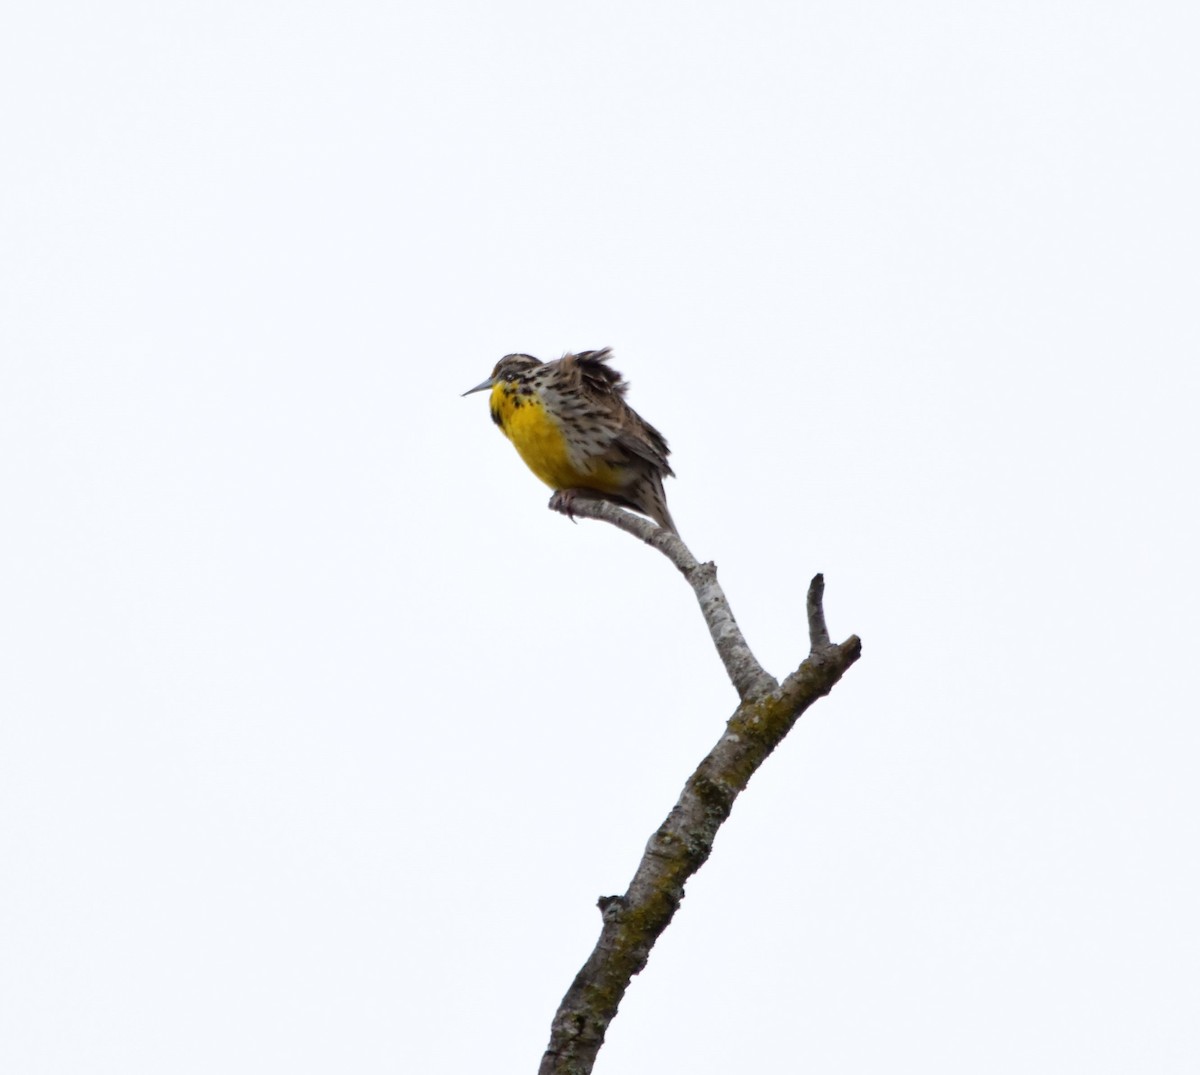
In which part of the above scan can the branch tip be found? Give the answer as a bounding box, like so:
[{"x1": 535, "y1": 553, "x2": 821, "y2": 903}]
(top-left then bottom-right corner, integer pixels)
[{"x1": 806, "y1": 573, "x2": 831, "y2": 651}]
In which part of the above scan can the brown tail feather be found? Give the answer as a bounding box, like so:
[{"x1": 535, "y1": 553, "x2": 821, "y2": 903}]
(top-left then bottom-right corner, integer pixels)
[{"x1": 628, "y1": 474, "x2": 678, "y2": 535}]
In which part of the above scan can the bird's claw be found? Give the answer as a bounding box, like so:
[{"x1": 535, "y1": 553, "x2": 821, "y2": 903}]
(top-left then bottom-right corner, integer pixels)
[{"x1": 549, "y1": 489, "x2": 581, "y2": 524}]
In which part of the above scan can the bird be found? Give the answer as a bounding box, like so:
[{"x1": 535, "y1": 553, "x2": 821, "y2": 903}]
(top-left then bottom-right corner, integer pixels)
[{"x1": 462, "y1": 348, "x2": 678, "y2": 534}]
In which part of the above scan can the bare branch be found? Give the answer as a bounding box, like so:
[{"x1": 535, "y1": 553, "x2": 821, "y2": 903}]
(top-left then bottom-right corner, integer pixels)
[
  {"x1": 547, "y1": 497, "x2": 777, "y2": 701},
  {"x1": 539, "y1": 496, "x2": 862, "y2": 1075}
]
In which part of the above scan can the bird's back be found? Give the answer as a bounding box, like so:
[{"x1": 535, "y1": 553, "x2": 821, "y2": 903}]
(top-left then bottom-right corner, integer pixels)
[{"x1": 545, "y1": 350, "x2": 677, "y2": 533}]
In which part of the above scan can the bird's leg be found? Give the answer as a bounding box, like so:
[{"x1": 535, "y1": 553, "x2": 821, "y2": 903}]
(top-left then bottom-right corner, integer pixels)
[{"x1": 548, "y1": 487, "x2": 606, "y2": 524}]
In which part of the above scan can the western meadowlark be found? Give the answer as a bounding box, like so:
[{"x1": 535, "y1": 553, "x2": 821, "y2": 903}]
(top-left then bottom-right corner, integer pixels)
[{"x1": 462, "y1": 348, "x2": 678, "y2": 534}]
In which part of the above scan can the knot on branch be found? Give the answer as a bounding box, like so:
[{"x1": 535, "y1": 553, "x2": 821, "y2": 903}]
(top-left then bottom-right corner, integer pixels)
[{"x1": 597, "y1": 895, "x2": 626, "y2": 920}]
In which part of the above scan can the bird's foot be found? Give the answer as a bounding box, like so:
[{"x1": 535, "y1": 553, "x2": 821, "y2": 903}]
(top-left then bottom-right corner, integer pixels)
[{"x1": 548, "y1": 488, "x2": 586, "y2": 523}]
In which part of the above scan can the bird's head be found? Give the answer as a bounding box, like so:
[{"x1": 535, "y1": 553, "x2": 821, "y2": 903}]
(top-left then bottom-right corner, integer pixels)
[{"x1": 462, "y1": 353, "x2": 543, "y2": 397}]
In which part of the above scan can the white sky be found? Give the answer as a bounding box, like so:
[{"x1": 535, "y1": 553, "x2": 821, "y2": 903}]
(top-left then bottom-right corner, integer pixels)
[{"x1": 2, "y1": 2, "x2": 1198, "y2": 1072}]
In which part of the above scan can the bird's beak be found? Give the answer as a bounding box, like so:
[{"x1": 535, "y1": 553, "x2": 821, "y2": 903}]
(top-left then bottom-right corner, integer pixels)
[{"x1": 461, "y1": 377, "x2": 495, "y2": 397}]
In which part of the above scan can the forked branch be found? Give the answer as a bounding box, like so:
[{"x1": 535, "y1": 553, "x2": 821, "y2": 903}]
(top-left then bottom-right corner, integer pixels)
[{"x1": 541, "y1": 497, "x2": 861, "y2": 1075}]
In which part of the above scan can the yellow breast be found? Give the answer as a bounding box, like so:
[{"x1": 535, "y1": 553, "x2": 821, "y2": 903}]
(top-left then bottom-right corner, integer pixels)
[{"x1": 490, "y1": 383, "x2": 623, "y2": 493}]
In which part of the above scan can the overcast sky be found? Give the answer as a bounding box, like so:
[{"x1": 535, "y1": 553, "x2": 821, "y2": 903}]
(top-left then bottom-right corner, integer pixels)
[{"x1": 2, "y1": 3, "x2": 1198, "y2": 1072}]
